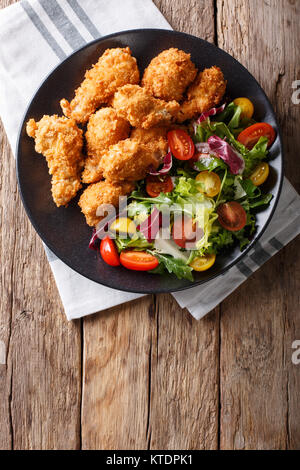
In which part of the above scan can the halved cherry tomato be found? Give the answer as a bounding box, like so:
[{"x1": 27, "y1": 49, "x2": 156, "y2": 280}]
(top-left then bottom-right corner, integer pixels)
[
  {"x1": 146, "y1": 175, "x2": 174, "y2": 197},
  {"x1": 196, "y1": 171, "x2": 221, "y2": 197},
  {"x1": 233, "y1": 97, "x2": 254, "y2": 120},
  {"x1": 120, "y1": 251, "x2": 159, "y2": 271},
  {"x1": 237, "y1": 123, "x2": 275, "y2": 149},
  {"x1": 100, "y1": 236, "x2": 120, "y2": 266},
  {"x1": 172, "y1": 216, "x2": 203, "y2": 248},
  {"x1": 167, "y1": 129, "x2": 195, "y2": 160},
  {"x1": 250, "y1": 162, "x2": 269, "y2": 186},
  {"x1": 190, "y1": 253, "x2": 216, "y2": 271},
  {"x1": 217, "y1": 201, "x2": 247, "y2": 232}
]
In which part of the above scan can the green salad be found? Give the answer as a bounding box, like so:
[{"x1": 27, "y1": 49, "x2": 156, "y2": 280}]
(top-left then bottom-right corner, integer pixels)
[{"x1": 92, "y1": 98, "x2": 276, "y2": 280}]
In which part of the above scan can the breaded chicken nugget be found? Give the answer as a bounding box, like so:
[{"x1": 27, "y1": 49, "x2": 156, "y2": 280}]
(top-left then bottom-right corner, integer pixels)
[
  {"x1": 141, "y1": 48, "x2": 197, "y2": 102},
  {"x1": 60, "y1": 47, "x2": 139, "y2": 123},
  {"x1": 130, "y1": 125, "x2": 168, "y2": 143},
  {"x1": 177, "y1": 66, "x2": 226, "y2": 123},
  {"x1": 82, "y1": 108, "x2": 130, "y2": 184},
  {"x1": 100, "y1": 133, "x2": 168, "y2": 182},
  {"x1": 78, "y1": 180, "x2": 134, "y2": 226},
  {"x1": 26, "y1": 115, "x2": 83, "y2": 207},
  {"x1": 112, "y1": 84, "x2": 179, "y2": 129}
]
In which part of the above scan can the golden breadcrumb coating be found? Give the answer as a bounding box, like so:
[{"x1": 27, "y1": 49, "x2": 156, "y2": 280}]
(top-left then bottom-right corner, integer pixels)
[
  {"x1": 26, "y1": 115, "x2": 83, "y2": 207},
  {"x1": 82, "y1": 108, "x2": 130, "y2": 184},
  {"x1": 60, "y1": 47, "x2": 139, "y2": 123},
  {"x1": 112, "y1": 84, "x2": 179, "y2": 129},
  {"x1": 99, "y1": 130, "x2": 168, "y2": 183},
  {"x1": 130, "y1": 125, "x2": 168, "y2": 143},
  {"x1": 78, "y1": 180, "x2": 134, "y2": 226},
  {"x1": 177, "y1": 66, "x2": 226, "y2": 123},
  {"x1": 141, "y1": 48, "x2": 197, "y2": 102}
]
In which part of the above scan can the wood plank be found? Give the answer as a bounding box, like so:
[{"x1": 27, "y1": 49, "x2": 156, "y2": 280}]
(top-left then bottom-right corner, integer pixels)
[
  {"x1": 153, "y1": 0, "x2": 215, "y2": 41},
  {"x1": 81, "y1": 297, "x2": 153, "y2": 450},
  {"x1": 150, "y1": 0, "x2": 219, "y2": 451},
  {"x1": 0, "y1": 0, "x2": 82, "y2": 449},
  {"x1": 217, "y1": 0, "x2": 300, "y2": 449},
  {"x1": 148, "y1": 295, "x2": 219, "y2": 450},
  {"x1": 81, "y1": 0, "x2": 220, "y2": 450}
]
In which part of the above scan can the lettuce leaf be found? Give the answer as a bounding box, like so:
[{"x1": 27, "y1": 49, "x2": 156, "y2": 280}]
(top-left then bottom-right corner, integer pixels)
[
  {"x1": 195, "y1": 118, "x2": 269, "y2": 177},
  {"x1": 115, "y1": 235, "x2": 154, "y2": 252},
  {"x1": 194, "y1": 205, "x2": 218, "y2": 253},
  {"x1": 194, "y1": 155, "x2": 227, "y2": 172},
  {"x1": 173, "y1": 176, "x2": 202, "y2": 196},
  {"x1": 239, "y1": 178, "x2": 261, "y2": 198},
  {"x1": 130, "y1": 190, "x2": 173, "y2": 205},
  {"x1": 207, "y1": 228, "x2": 234, "y2": 254},
  {"x1": 149, "y1": 252, "x2": 194, "y2": 281},
  {"x1": 127, "y1": 200, "x2": 152, "y2": 225}
]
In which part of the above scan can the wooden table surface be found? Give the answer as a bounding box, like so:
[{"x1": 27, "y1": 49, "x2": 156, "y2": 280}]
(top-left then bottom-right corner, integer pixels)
[{"x1": 0, "y1": 0, "x2": 299, "y2": 450}]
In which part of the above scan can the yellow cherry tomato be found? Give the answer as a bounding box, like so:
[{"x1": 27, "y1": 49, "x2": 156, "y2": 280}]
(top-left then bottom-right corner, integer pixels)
[
  {"x1": 196, "y1": 171, "x2": 221, "y2": 197},
  {"x1": 190, "y1": 253, "x2": 216, "y2": 272},
  {"x1": 233, "y1": 97, "x2": 254, "y2": 120},
  {"x1": 250, "y1": 162, "x2": 269, "y2": 186},
  {"x1": 110, "y1": 217, "x2": 136, "y2": 235}
]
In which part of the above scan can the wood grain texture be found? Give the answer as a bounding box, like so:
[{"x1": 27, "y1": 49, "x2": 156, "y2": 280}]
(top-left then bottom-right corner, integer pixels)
[
  {"x1": 81, "y1": 0, "x2": 220, "y2": 450},
  {"x1": 148, "y1": 295, "x2": 219, "y2": 450},
  {"x1": 152, "y1": 0, "x2": 219, "y2": 451},
  {"x1": 0, "y1": 0, "x2": 82, "y2": 449},
  {"x1": 153, "y1": 0, "x2": 215, "y2": 41},
  {"x1": 217, "y1": 0, "x2": 300, "y2": 450},
  {"x1": 82, "y1": 298, "x2": 153, "y2": 450},
  {"x1": 0, "y1": 0, "x2": 299, "y2": 451}
]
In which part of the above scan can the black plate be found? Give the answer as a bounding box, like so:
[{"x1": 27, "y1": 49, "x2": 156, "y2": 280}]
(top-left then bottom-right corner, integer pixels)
[{"x1": 17, "y1": 29, "x2": 283, "y2": 294}]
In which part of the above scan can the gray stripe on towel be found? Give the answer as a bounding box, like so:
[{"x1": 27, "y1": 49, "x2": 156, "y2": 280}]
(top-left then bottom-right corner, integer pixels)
[
  {"x1": 21, "y1": 0, "x2": 66, "y2": 60},
  {"x1": 66, "y1": 0, "x2": 101, "y2": 39},
  {"x1": 250, "y1": 241, "x2": 271, "y2": 266},
  {"x1": 236, "y1": 260, "x2": 253, "y2": 277},
  {"x1": 268, "y1": 237, "x2": 284, "y2": 251},
  {"x1": 38, "y1": 0, "x2": 86, "y2": 50}
]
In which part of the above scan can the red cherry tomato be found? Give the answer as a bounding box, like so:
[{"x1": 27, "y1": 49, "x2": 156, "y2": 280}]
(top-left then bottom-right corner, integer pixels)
[
  {"x1": 167, "y1": 129, "x2": 195, "y2": 160},
  {"x1": 237, "y1": 123, "x2": 276, "y2": 149},
  {"x1": 146, "y1": 175, "x2": 174, "y2": 198},
  {"x1": 172, "y1": 215, "x2": 203, "y2": 248},
  {"x1": 217, "y1": 201, "x2": 247, "y2": 232},
  {"x1": 100, "y1": 236, "x2": 120, "y2": 266},
  {"x1": 120, "y1": 251, "x2": 159, "y2": 271}
]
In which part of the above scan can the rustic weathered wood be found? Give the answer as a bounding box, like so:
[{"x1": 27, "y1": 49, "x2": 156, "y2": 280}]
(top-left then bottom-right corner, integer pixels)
[
  {"x1": 81, "y1": 0, "x2": 220, "y2": 450},
  {"x1": 153, "y1": 0, "x2": 215, "y2": 41},
  {"x1": 81, "y1": 297, "x2": 153, "y2": 450},
  {"x1": 148, "y1": 295, "x2": 219, "y2": 450},
  {"x1": 217, "y1": 0, "x2": 300, "y2": 450},
  {"x1": 0, "y1": 0, "x2": 299, "y2": 451},
  {"x1": 0, "y1": 0, "x2": 82, "y2": 449}
]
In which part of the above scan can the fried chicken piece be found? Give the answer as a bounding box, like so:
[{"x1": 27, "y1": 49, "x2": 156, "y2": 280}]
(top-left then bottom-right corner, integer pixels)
[
  {"x1": 177, "y1": 66, "x2": 226, "y2": 123},
  {"x1": 78, "y1": 180, "x2": 134, "y2": 226},
  {"x1": 112, "y1": 84, "x2": 179, "y2": 129},
  {"x1": 99, "y1": 130, "x2": 168, "y2": 182},
  {"x1": 26, "y1": 115, "x2": 83, "y2": 207},
  {"x1": 130, "y1": 125, "x2": 168, "y2": 143},
  {"x1": 60, "y1": 47, "x2": 139, "y2": 123},
  {"x1": 82, "y1": 108, "x2": 130, "y2": 184},
  {"x1": 141, "y1": 48, "x2": 197, "y2": 102}
]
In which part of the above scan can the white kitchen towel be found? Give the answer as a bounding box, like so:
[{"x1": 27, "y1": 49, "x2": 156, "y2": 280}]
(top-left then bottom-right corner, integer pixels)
[{"x1": 0, "y1": 0, "x2": 299, "y2": 321}]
